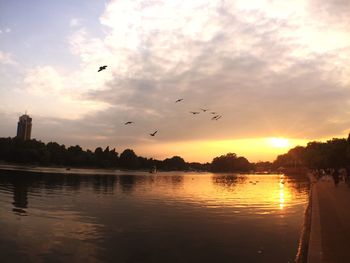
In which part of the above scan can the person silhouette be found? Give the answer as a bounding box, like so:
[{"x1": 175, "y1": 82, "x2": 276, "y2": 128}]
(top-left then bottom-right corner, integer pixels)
[
  {"x1": 332, "y1": 169, "x2": 340, "y2": 187},
  {"x1": 346, "y1": 166, "x2": 350, "y2": 187}
]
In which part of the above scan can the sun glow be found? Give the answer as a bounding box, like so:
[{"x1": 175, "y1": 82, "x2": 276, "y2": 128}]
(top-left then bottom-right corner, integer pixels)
[
  {"x1": 268, "y1": 137, "x2": 290, "y2": 148},
  {"x1": 136, "y1": 137, "x2": 308, "y2": 163}
]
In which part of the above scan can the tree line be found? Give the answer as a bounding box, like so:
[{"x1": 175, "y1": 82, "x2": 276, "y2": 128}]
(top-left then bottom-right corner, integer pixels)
[
  {"x1": 272, "y1": 135, "x2": 350, "y2": 170},
  {"x1": 0, "y1": 137, "x2": 252, "y2": 172},
  {"x1": 3, "y1": 134, "x2": 348, "y2": 173}
]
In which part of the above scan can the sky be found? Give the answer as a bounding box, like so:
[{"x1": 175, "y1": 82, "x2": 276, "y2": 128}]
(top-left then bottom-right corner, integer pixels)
[{"x1": 1, "y1": 0, "x2": 350, "y2": 163}]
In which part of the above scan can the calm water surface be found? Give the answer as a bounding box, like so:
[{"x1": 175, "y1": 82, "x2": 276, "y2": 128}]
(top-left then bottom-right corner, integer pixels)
[{"x1": 0, "y1": 167, "x2": 309, "y2": 263}]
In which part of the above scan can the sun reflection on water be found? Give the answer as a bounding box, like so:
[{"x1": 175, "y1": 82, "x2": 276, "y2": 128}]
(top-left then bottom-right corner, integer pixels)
[
  {"x1": 147, "y1": 173, "x2": 296, "y2": 214},
  {"x1": 279, "y1": 182, "x2": 285, "y2": 210}
]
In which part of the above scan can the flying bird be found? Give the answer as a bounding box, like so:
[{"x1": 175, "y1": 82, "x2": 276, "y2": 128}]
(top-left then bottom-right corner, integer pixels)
[
  {"x1": 190, "y1": 111, "x2": 200, "y2": 115},
  {"x1": 214, "y1": 115, "x2": 222, "y2": 120},
  {"x1": 200, "y1": 108, "x2": 209, "y2": 112},
  {"x1": 124, "y1": 121, "x2": 134, "y2": 125},
  {"x1": 211, "y1": 115, "x2": 221, "y2": 120},
  {"x1": 210, "y1": 112, "x2": 217, "y2": 115},
  {"x1": 98, "y1": 65, "x2": 107, "y2": 72},
  {"x1": 175, "y1": 99, "x2": 183, "y2": 103},
  {"x1": 150, "y1": 130, "x2": 158, "y2": 136}
]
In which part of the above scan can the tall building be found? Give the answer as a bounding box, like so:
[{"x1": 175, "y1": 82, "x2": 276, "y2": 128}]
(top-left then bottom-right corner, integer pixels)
[{"x1": 16, "y1": 114, "x2": 32, "y2": 140}]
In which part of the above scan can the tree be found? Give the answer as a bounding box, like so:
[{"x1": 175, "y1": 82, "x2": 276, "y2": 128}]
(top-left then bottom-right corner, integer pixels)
[
  {"x1": 162, "y1": 156, "x2": 187, "y2": 170},
  {"x1": 273, "y1": 137, "x2": 350, "y2": 170},
  {"x1": 211, "y1": 153, "x2": 252, "y2": 172},
  {"x1": 119, "y1": 149, "x2": 139, "y2": 169}
]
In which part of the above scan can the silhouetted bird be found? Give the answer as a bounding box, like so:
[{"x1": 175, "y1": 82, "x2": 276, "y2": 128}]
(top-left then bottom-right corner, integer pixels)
[
  {"x1": 210, "y1": 112, "x2": 217, "y2": 115},
  {"x1": 124, "y1": 121, "x2": 134, "y2": 125},
  {"x1": 211, "y1": 115, "x2": 222, "y2": 120},
  {"x1": 175, "y1": 99, "x2": 183, "y2": 103},
  {"x1": 150, "y1": 130, "x2": 158, "y2": 136},
  {"x1": 200, "y1": 108, "x2": 209, "y2": 112},
  {"x1": 190, "y1": 111, "x2": 200, "y2": 115},
  {"x1": 98, "y1": 65, "x2": 107, "y2": 72}
]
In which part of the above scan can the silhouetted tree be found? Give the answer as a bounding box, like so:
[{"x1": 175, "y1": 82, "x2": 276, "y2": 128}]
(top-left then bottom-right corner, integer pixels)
[
  {"x1": 119, "y1": 149, "x2": 139, "y2": 169},
  {"x1": 0, "y1": 137, "x2": 255, "y2": 172},
  {"x1": 47, "y1": 142, "x2": 66, "y2": 165},
  {"x1": 162, "y1": 156, "x2": 187, "y2": 170},
  {"x1": 254, "y1": 161, "x2": 273, "y2": 172},
  {"x1": 211, "y1": 153, "x2": 252, "y2": 172},
  {"x1": 273, "y1": 135, "x2": 350, "y2": 170}
]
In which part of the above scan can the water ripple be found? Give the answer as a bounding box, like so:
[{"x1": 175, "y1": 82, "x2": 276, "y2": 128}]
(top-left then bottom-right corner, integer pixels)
[{"x1": 0, "y1": 169, "x2": 309, "y2": 263}]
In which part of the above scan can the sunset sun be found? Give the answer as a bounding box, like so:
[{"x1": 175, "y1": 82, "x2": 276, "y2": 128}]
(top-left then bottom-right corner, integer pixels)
[{"x1": 268, "y1": 137, "x2": 290, "y2": 148}]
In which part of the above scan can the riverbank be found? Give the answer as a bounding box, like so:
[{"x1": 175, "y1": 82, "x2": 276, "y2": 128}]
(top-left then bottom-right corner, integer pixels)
[
  {"x1": 295, "y1": 177, "x2": 312, "y2": 263},
  {"x1": 307, "y1": 174, "x2": 350, "y2": 263},
  {"x1": 0, "y1": 163, "x2": 135, "y2": 175},
  {"x1": 0, "y1": 163, "x2": 208, "y2": 175}
]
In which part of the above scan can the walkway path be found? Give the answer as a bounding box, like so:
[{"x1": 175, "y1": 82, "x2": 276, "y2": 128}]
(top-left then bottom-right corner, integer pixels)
[{"x1": 308, "y1": 175, "x2": 350, "y2": 263}]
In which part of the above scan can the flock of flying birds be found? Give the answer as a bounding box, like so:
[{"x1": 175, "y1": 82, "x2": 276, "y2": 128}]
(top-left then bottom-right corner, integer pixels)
[{"x1": 98, "y1": 65, "x2": 223, "y2": 137}]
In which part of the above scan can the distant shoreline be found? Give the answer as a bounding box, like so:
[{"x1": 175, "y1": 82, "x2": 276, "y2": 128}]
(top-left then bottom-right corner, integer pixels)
[
  {"x1": 0, "y1": 163, "x2": 159, "y2": 175},
  {"x1": 0, "y1": 163, "x2": 205, "y2": 175},
  {"x1": 0, "y1": 163, "x2": 283, "y2": 175}
]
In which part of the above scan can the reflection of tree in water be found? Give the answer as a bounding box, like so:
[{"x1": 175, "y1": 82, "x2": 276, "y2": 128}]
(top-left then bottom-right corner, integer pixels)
[
  {"x1": 0, "y1": 170, "x2": 121, "y2": 216},
  {"x1": 119, "y1": 175, "x2": 136, "y2": 193},
  {"x1": 171, "y1": 175, "x2": 184, "y2": 187},
  {"x1": 154, "y1": 175, "x2": 184, "y2": 188},
  {"x1": 281, "y1": 174, "x2": 310, "y2": 194},
  {"x1": 212, "y1": 174, "x2": 247, "y2": 191},
  {"x1": 12, "y1": 179, "x2": 29, "y2": 215},
  {"x1": 0, "y1": 171, "x2": 32, "y2": 216},
  {"x1": 92, "y1": 175, "x2": 116, "y2": 194},
  {"x1": 64, "y1": 174, "x2": 82, "y2": 191}
]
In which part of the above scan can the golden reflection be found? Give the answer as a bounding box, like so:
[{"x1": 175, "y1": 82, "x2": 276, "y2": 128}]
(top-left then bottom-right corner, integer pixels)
[
  {"x1": 148, "y1": 174, "x2": 295, "y2": 213},
  {"x1": 279, "y1": 174, "x2": 285, "y2": 209},
  {"x1": 279, "y1": 182, "x2": 285, "y2": 210}
]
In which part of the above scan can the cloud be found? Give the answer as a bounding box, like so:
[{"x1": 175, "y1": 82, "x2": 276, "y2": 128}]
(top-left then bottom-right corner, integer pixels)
[
  {"x1": 5, "y1": 0, "x2": 350, "y2": 160},
  {"x1": 22, "y1": 66, "x2": 110, "y2": 119},
  {"x1": 0, "y1": 28, "x2": 11, "y2": 34},
  {"x1": 0, "y1": 51, "x2": 16, "y2": 65},
  {"x1": 24, "y1": 66, "x2": 65, "y2": 96},
  {"x1": 66, "y1": 0, "x2": 350, "y2": 142},
  {"x1": 69, "y1": 18, "x2": 82, "y2": 27},
  {"x1": 309, "y1": 0, "x2": 350, "y2": 23},
  {"x1": 0, "y1": 27, "x2": 12, "y2": 35}
]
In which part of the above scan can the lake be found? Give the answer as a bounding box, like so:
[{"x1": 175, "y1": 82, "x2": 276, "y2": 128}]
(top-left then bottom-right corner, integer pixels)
[{"x1": 0, "y1": 167, "x2": 309, "y2": 263}]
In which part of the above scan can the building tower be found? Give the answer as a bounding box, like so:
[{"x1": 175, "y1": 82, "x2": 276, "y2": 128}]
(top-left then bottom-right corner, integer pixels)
[{"x1": 16, "y1": 113, "x2": 32, "y2": 140}]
